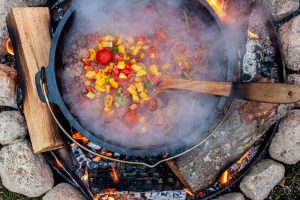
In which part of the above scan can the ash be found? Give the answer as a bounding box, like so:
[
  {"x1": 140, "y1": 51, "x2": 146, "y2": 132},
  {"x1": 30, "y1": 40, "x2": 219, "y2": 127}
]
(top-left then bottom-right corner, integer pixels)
[{"x1": 242, "y1": 6, "x2": 280, "y2": 82}]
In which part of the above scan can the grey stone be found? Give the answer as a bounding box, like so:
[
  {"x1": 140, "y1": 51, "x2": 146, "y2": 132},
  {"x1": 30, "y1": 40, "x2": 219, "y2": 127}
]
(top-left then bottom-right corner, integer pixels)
[
  {"x1": 288, "y1": 74, "x2": 300, "y2": 107},
  {"x1": 239, "y1": 159, "x2": 285, "y2": 200},
  {"x1": 0, "y1": 0, "x2": 27, "y2": 54},
  {"x1": 279, "y1": 16, "x2": 300, "y2": 71},
  {"x1": 43, "y1": 183, "x2": 86, "y2": 200},
  {"x1": 0, "y1": 111, "x2": 27, "y2": 145},
  {"x1": 213, "y1": 193, "x2": 245, "y2": 200},
  {"x1": 263, "y1": 0, "x2": 299, "y2": 21},
  {"x1": 26, "y1": 0, "x2": 48, "y2": 7},
  {"x1": 175, "y1": 100, "x2": 292, "y2": 192},
  {"x1": 269, "y1": 110, "x2": 300, "y2": 164},
  {"x1": 0, "y1": 64, "x2": 18, "y2": 108},
  {"x1": 0, "y1": 140, "x2": 54, "y2": 197}
]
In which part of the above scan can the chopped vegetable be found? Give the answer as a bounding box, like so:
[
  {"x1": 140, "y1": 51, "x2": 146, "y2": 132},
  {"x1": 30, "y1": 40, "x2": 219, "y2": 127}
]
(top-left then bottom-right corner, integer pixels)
[
  {"x1": 122, "y1": 112, "x2": 139, "y2": 128},
  {"x1": 96, "y1": 49, "x2": 113, "y2": 65}
]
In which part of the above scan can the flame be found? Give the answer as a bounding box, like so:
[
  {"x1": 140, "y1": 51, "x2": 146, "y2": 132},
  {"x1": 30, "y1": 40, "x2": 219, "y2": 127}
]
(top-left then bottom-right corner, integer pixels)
[
  {"x1": 108, "y1": 197, "x2": 115, "y2": 200},
  {"x1": 54, "y1": 159, "x2": 63, "y2": 169},
  {"x1": 237, "y1": 150, "x2": 251, "y2": 164},
  {"x1": 93, "y1": 195, "x2": 99, "y2": 200},
  {"x1": 206, "y1": 0, "x2": 225, "y2": 20},
  {"x1": 110, "y1": 165, "x2": 119, "y2": 184},
  {"x1": 73, "y1": 132, "x2": 89, "y2": 143},
  {"x1": 82, "y1": 168, "x2": 89, "y2": 182},
  {"x1": 184, "y1": 188, "x2": 194, "y2": 197},
  {"x1": 219, "y1": 169, "x2": 230, "y2": 186},
  {"x1": 5, "y1": 38, "x2": 14, "y2": 56},
  {"x1": 248, "y1": 31, "x2": 259, "y2": 40}
]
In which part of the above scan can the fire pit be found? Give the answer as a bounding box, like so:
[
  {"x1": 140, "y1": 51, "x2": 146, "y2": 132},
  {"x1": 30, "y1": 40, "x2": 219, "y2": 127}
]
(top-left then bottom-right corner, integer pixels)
[{"x1": 1, "y1": 0, "x2": 299, "y2": 200}]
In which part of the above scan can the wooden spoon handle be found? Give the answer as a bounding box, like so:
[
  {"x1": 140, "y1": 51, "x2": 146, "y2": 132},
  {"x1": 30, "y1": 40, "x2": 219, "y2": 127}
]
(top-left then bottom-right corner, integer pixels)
[{"x1": 158, "y1": 79, "x2": 300, "y2": 104}]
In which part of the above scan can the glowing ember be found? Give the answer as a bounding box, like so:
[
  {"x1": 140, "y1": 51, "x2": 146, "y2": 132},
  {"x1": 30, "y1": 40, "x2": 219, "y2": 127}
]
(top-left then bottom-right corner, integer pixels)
[
  {"x1": 82, "y1": 168, "x2": 89, "y2": 182},
  {"x1": 206, "y1": 0, "x2": 226, "y2": 20},
  {"x1": 73, "y1": 132, "x2": 89, "y2": 143},
  {"x1": 184, "y1": 188, "x2": 194, "y2": 197},
  {"x1": 110, "y1": 165, "x2": 119, "y2": 184},
  {"x1": 5, "y1": 37, "x2": 14, "y2": 56},
  {"x1": 248, "y1": 31, "x2": 259, "y2": 40},
  {"x1": 92, "y1": 156, "x2": 102, "y2": 162},
  {"x1": 54, "y1": 159, "x2": 63, "y2": 169}
]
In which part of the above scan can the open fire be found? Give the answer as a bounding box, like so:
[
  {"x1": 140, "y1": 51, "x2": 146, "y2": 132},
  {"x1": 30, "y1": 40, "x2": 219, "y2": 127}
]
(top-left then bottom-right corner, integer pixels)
[{"x1": 5, "y1": 37, "x2": 14, "y2": 56}]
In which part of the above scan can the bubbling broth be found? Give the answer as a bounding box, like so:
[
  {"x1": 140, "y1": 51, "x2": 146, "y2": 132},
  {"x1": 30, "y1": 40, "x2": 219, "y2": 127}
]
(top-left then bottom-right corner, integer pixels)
[{"x1": 61, "y1": 0, "x2": 227, "y2": 149}]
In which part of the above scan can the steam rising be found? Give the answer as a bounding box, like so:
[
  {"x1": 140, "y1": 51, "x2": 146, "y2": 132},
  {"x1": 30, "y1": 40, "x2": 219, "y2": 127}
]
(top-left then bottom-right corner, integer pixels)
[{"x1": 60, "y1": 0, "x2": 228, "y2": 151}]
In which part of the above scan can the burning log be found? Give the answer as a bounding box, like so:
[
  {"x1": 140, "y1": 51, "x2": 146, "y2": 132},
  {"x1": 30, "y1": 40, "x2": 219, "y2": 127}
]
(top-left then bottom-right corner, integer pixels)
[
  {"x1": 6, "y1": 8, "x2": 64, "y2": 153},
  {"x1": 0, "y1": 64, "x2": 18, "y2": 108},
  {"x1": 174, "y1": 99, "x2": 293, "y2": 192}
]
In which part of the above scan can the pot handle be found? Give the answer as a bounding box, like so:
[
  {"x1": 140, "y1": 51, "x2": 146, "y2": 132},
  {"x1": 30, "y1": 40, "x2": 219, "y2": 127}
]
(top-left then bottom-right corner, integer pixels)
[
  {"x1": 35, "y1": 67, "x2": 59, "y2": 104},
  {"x1": 35, "y1": 67, "x2": 47, "y2": 103}
]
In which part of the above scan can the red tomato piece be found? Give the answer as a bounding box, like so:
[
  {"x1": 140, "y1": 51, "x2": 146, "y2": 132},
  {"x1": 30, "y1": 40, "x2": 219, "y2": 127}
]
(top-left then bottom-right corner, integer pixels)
[
  {"x1": 122, "y1": 112, "x2": 139, "y2": 128},
  {"x1": 96, "y1": 49, "x2": 113, "y2": 65},
  {"x1": 114, "y1": 54, "x2": 122, "y2": 62}
]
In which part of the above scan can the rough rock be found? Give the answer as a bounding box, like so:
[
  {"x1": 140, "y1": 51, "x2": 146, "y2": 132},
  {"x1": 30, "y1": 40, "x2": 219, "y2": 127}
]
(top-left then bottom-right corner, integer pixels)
[
  {"x1": 279, "y1": 16, "x2": 300, "y2": 71},
  {"x1": 213, "y1": 193, "x2": 245, "y2": 200},
  {"x1": 239, "y1": 159, "x2": 285, "y2": 200},
  {"x1": 0, "y1": 64, "x2": 18, "y2": 108},
  {"x1": 43, "y1": 183, "x2": 86, "y2": 200},
  {"x1": 0, "y1": 140, "x2": 54, "y2": 197},
  {"x1": 26, "y1": 0, "x2": 48, "y2": 7},
  {"x1": 269, "y1": 110, "x2": 300, "y2": 164},
  {"x1": 175, "y1": 100, "x2": 292, "y2": 192},
  {"x1": 0, "y1": 111, "x2": 27, "y2": 145},
  {"x1": 288, "y1": 74, "x2": 300, "y2": 108},
  {"x1": 0, "y1": 0, "x2": 27, "y2": 54},
  {"x1": 263, "y1": 0, "x2": 299, "y2": 21}
]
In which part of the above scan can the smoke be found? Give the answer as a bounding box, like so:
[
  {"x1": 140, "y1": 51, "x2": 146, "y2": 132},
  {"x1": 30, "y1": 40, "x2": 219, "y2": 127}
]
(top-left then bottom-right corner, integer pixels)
[{"x1": 60, "y1": 0, "x2": 229, "y2": 152}]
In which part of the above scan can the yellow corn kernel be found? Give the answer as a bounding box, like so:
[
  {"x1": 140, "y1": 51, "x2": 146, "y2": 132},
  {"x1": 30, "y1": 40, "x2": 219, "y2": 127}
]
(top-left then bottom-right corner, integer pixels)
[
  {"x1": 129, "y1": 46, "x2": 136, "y2": 51},
  {"x1": 96, "y1": 78, "x2": 105, "y2": 86},
  {"x1": 109, "y1": 62, "x2": 114, "y2": 69},
  {"x1": 123, "y1": 54, "x2": 130, "y2": 60},
  {"x1": 104, "y1": 95, "x2": 114, "y2": 108},
  {"x1": 94, "y1": 85, "x2": 107, "y2": 93},
  {"x1": 109, "y1": 78, "x2": 119, "y2": 89},
  {"x1": 149, "y1": 64, "x2": 159, "y2": 75},
  {"x1": 134, "y1": 76, "x2": 143, "y2": 83},
  {"x1": 102, "y1": 35, "x2": 115, "y2": 42},
  {"x1": 104, "y1": 106, "x2": 112, "y2": 113},
  {"x1": 118, "y1": 45, "x2": 126, "y2": 54},
  {"x1": 130, "y1": 59, "x2": 137, "y2": 64},
  {"x1": 87, "y1": 48, "x2": 96, "y2": 61},
  {"x1": 86, "y1": 91, "x2": 95, "y2": 99},
  {"x1": 85, "y1": 71, "x2": 96, "y2": 79},
  {"x1": 134, "y1": 82, "x2": 144, "y2": 92},
  {"x1": 105, "y1": 85, "x2": 111, "y2": 93},
  {"x1": 119, "y1": 73, "x2": 127, "y2": 79},
  {"x1": 127, "y1": 85, "x2": 137, "y2": 94},
  {"x1": 132, "y1": 95, "x2": 140, "y2": 103},
  {"x1": 140, "y1": 53, "x2": 145, "y2": 59},
  {"x1": 101, "y1": 41, "x2": 113, "y2": 48},
  {"x1": 127, "y1": 36, "x2": 134, "y2": 44},
  {"x1": 132, "y1": 63, "x2": 143, "y2": 72},
  {"x1": 116, "y1": 37, "x2": 123, "y2": 45},
  {"x1": 132, "y1": 45, "x2": 142, "y2": 56},
  {"x1": 117, "y1": 61, "x2": 126, "y2": 69},
  {"x1": 136, "y1": 69, "x2": 147, "y2": 77}
]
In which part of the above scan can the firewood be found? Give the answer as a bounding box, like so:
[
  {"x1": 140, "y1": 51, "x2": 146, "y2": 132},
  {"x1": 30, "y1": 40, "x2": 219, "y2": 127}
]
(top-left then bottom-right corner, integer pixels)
[{"x1": 6, "y1": 8, "x2": 64, "y2": 153}]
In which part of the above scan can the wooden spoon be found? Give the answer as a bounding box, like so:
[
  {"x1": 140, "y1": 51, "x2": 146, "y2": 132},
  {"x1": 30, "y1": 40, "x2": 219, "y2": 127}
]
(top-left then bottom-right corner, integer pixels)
[{"x1": 157, "y1": 75, "x2": 300, "y2": 104}]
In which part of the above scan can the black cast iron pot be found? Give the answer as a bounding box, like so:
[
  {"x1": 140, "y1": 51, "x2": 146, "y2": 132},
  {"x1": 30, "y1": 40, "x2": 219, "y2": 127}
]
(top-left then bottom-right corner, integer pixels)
[{"x1": 35, "y1": 0, "x2": 238, "y2": 157}]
